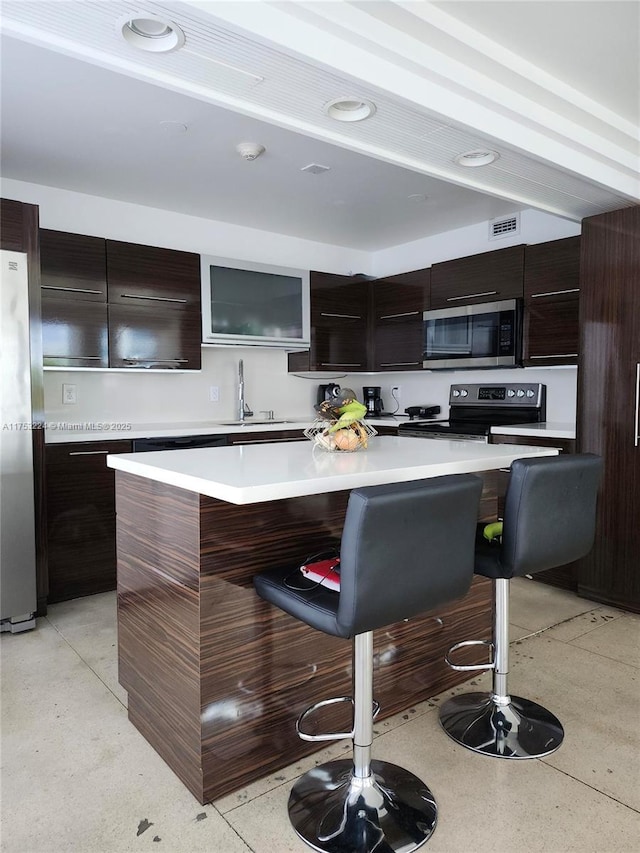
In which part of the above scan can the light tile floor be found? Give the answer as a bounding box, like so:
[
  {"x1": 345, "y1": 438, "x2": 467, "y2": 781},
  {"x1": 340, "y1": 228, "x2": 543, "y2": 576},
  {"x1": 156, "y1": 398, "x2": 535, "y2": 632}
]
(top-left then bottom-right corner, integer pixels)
[{"x1": 2, "y1": 578, "x2": 639, "y2": 852}]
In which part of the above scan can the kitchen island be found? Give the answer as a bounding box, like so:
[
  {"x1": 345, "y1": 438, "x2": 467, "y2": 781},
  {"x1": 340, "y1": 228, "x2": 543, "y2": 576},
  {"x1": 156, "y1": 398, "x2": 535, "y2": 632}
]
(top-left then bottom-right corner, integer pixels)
[{"x1": 108, "y1": 436, "x2": 557, "y2": 803}]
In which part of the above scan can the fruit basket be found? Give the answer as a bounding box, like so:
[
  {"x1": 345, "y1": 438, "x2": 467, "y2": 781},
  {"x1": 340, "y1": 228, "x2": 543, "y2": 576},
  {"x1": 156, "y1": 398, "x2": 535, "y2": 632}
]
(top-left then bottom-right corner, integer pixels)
[{"x1": 304, "y1": 418, "x2": 377, "y2": 452}]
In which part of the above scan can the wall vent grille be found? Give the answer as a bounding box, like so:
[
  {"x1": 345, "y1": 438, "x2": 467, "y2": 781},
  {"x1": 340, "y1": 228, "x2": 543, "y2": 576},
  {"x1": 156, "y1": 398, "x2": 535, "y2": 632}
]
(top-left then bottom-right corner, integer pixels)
[
  {"x1": 489, "y1": 214, "x2": 520, "y2": 240},
  {"x1": 300, "y1": 163, "x2": 331, "y2": 174}
]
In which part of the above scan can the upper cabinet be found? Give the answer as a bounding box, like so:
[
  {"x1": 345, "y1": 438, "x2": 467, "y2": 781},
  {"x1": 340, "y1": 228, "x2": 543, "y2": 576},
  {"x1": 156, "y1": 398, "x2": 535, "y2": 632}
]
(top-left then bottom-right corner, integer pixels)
[
  {"x1": 107, "y1": 240, "x2": 200, "y2": 311},
  {"x1": 523, "y1": 236, "x2": 580, "y2": 366},
  {"x1": 40, "y1": 230, "x2": 109, "y2": 368},
  {"x1": 372, "y1": 269, "x2": 430, "y2": 371},
  {"x1": 39, "y1": 231, "x2": 201, "y2": 370},
  {"x1": 288, "y1": 272, "x2": 370, "y2": 372},
  {"x1": 430, "y1": 245, "x2": 524, "y2": 309}
]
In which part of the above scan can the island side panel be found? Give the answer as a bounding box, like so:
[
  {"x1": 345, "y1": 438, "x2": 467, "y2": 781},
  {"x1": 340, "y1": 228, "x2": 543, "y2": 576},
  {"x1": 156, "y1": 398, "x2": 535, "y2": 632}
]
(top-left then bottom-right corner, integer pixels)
[
  {"x1": 115, "y1": 471, "x2": 205, "y2": 801},
  {"x1": 198, "y1": 490, "x2": 492, "y2": 803}
]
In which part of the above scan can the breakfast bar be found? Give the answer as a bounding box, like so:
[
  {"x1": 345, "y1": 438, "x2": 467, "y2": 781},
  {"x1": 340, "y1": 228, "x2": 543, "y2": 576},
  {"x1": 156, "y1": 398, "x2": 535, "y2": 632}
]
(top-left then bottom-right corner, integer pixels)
[{"x1": 108, "y1": 436, "x2": 557, "y2": 804}]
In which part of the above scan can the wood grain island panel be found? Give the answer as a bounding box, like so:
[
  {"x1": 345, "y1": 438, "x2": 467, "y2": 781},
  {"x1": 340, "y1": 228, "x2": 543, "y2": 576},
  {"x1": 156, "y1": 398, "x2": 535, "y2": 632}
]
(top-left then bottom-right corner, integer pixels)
[{"x1": 115, "y1": 471, "x2": 492, "y2": 803}]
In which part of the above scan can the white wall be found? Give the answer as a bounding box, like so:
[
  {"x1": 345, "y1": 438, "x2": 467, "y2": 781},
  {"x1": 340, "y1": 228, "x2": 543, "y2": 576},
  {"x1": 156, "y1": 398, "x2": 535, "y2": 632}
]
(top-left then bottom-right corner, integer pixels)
[
  {"x1": 4, "y1": 178, "x2": 579, "y2": 426},
  {"x1": 372, "y1": 209, "x2": 581, "y2": 276},
  {"x1": 339, "y1": 366, "x2": 578, "y2": 424}
]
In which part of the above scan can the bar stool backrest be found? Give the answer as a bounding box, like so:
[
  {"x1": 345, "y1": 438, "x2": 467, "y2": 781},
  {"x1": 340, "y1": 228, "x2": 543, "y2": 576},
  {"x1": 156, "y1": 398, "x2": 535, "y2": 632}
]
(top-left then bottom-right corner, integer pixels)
[
  {"x1": 501, "y1": 454, "x2": 602, "y2": 578},
  {"x1": 336, "y1": 474, "x2": 483, "y2": 636}
]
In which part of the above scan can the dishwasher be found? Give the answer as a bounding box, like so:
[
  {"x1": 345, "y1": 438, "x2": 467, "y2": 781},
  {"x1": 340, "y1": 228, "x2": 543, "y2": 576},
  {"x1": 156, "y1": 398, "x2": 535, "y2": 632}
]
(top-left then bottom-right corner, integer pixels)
[{"x1": 131, "y1": 435, "x2": 228, "y2": 452}]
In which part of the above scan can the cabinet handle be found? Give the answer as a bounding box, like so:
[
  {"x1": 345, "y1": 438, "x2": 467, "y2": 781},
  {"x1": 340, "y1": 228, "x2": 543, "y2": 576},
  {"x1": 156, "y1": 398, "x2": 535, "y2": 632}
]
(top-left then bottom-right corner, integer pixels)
[
  {"x1": 529, "y1": 354, "x2": 578, "y2": 359},
  {"x1": 320, "y1": 363, "x2": 362, "y2": 367},
  {"x1": 380, "y1": 362, "x2": 421, "y2": 367},
  {"x1": 379, "y1": 311, "x2": 420, "y2": 320},
  {"x1": 446, "y1": 291, "x2": 497, "y2": 302},
  {"x1": 122, "y1": 358, "x2": 189, "y2": 364},
  {"x1": 234, "y1": 437, "x2": 301, "y2": 444},
  {"x1": 120, "y1": 294, "x2": 188, "y2": 304},
  {"x1": 68, "y1": 450, "x2": 110, "y2": 456},
  {"x1": 319, "y1": 312, "x2": 362, "y2": 319},
  {"x1": 42, "y1": 286, "x2": 104, "y2": 295},
  {"x1": 635, "y1": 363, "x2": 639, "y2": 448},
  {"x1": 44, "y1": 355, "x2": 102, "y2": 360},
  {"x1": 530, "y1": 288, "x2": 580, "y2": 298}
]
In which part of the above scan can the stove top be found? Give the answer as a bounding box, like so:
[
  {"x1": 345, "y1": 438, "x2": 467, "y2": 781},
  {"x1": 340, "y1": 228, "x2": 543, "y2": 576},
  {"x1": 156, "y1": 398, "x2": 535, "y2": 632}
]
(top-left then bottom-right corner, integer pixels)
[{"x1": 398, "y1": 382, "x2": 546, "y2": 439}]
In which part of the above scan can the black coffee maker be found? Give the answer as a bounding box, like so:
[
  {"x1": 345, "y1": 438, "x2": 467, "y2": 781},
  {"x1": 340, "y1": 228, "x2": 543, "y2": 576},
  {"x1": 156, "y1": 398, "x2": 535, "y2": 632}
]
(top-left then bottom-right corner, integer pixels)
[
  {"x1": 363, "y1": 386, "x2": 384, "y2": 417},
  {"x1": 317, "y1": 383, "x2": 341, "y2": 406}
]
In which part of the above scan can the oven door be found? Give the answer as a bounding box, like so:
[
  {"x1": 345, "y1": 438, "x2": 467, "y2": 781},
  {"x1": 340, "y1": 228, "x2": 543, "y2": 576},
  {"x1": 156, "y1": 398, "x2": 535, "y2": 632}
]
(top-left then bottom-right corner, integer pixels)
[{"x1": 422, "y1": 299, "x2": 521, "y2": 369}]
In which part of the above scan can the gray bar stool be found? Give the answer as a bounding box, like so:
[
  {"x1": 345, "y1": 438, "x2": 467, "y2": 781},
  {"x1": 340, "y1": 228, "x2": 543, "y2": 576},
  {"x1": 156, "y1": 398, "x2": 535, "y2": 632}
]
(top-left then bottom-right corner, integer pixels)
[
  {"x1": 439, "y1": 453, "x2": 602, "y2": 760},
  {"x1": 254, "y1": 474, "x2": 483, "y2": 853}
]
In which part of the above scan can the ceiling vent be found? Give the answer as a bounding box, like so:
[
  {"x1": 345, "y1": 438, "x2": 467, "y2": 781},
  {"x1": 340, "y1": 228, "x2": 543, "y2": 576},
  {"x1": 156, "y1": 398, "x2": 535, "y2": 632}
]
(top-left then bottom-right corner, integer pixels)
[
  {"x1": 301, "y1": 163, "x2": 331, "y2": 175},
  {"x1": 489, "y1": 214, "x2": 520, "y2": 240}
]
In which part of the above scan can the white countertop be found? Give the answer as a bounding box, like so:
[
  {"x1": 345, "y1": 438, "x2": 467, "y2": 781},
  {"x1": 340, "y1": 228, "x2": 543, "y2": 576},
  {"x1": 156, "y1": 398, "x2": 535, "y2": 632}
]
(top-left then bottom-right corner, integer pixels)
[
  {"x1": 44, "y1": 417, "x2": 403, "y2": 443},
  {"x1": 106, "y1": 435, "x2": 557, "y2": 505},
  {"x1": 490, "y1": 422, "x2": 576, "y2": 439}
]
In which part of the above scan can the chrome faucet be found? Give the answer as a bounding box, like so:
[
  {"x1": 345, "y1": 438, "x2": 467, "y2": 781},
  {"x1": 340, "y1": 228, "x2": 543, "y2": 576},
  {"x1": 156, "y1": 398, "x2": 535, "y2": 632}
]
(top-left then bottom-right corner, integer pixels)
[{"x1": 238, "y1": 359, "x2": 253, "y2": 421}]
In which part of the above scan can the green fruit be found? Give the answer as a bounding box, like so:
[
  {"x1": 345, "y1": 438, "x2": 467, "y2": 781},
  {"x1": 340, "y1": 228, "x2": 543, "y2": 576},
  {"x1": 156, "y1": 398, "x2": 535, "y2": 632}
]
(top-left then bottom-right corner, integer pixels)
[
  {"x1": 483, "y1": 521, "x2": 503, "y2": 542},
  {"x1": 336, "y1": 401, "x2": 367, "y2": 419}
]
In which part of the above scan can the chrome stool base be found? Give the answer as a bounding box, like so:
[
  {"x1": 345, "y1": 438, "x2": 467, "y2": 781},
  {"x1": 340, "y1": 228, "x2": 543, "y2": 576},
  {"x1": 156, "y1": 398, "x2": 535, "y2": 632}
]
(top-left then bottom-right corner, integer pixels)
[
  {"x1": 288, "y1": 758, "x2": 437, "y2": 853},
  {"x1": 439, "y1": 691, "x2": 564, "y2": 759}
]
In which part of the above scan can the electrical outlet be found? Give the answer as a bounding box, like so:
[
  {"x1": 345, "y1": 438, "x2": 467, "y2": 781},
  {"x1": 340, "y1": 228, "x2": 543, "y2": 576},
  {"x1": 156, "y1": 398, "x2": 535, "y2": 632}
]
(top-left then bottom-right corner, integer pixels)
[
  {"x1": 209, "y1": 385, "x2": 219, "y2": 403},
  {"x1": 62, "y1": 383, "x2": 77, "y2": 405}
]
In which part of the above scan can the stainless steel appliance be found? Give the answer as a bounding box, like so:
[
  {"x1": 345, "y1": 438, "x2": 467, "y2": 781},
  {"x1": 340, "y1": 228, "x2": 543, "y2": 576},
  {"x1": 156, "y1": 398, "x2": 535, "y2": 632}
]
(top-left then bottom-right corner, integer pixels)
[
  {"x1": 1, "y1": 250, "x2": 37, "y2": 633},
  {"x1": 422, "y1": 299, "x2": 522, "y2": 370},
  {"x1": 399, "y1": 383, "x2": 546, "y2": 442},
  {"x1": 362, "y1": 386, "x2": 384, "y2": 417}
]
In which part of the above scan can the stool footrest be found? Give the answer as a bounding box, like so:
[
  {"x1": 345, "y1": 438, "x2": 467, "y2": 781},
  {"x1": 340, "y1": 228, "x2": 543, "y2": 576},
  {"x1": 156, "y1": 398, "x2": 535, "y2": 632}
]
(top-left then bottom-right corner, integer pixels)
[
  {"x1": 445, "y1": 639, "x2": 494, "y2": 672},
  {"x1": 296, "y1": 696, "x2": 381, "y2": 742}
]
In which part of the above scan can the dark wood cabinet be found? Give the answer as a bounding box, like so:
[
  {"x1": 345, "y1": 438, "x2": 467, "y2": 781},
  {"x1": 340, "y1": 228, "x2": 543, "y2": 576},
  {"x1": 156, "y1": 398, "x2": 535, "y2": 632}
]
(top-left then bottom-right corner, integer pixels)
[
  {"x1": 372, "y1": 269, "x2": 429, "y2": 371},
  {"x1": 430, "y1": 245, "x2": 524, "y2": 309},
  {"x1": 106, "y1": 239, "x2": 201, "y2": 311},
  {"x1": 108, "y1": 304, "x2": 201, "y2": 369},
  {"x1": 42, "y1": 297, "x2": 109, "y2": 367},
  {"x1": 523, "y1": 236, "x2": 580, "y2": 366},
  {"x1": 40, "y1": 230, "x2": 107, "y2": 301},
  {"x1": 40, "y1": 230, "x2": 109, "y2": 367},
  {"x1": 288, "y1": 272, "x2": 370, "y2": 372},
  {"x1": 45, "y1": 440, "x2": 132, "y2": 602},
  {"x1": 37, "y1": 230, "x2": 202, "y2": 370},
  {"x1": 226, "y1": 429, "x2": 305, "y2": 445},
  {"x1": 577, "y1": 206, "x2": 640, "y2": 612}
]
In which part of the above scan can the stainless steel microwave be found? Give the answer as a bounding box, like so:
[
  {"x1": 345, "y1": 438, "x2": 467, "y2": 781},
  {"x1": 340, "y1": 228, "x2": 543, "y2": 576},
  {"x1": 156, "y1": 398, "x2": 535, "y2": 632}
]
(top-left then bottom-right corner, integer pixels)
[{"x1": 422, "y1": 298, "x2": 522, "y2": 370}]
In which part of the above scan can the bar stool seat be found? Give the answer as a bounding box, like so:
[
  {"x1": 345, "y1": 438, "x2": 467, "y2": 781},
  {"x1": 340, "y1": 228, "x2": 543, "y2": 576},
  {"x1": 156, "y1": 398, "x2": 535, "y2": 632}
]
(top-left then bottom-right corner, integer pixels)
[
  {"x1": 254, "y1": 474, "x2": 483, "y2": 853},
  {"x1": 439, "y1": 453, "x2": 602, "y2": 760}
]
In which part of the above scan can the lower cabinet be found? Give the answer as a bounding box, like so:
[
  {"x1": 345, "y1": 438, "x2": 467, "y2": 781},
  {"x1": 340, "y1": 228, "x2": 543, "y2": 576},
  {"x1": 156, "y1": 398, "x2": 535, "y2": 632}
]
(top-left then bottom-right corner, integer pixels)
[
  {"x1": 227, "y1": 429, "x2": 306, "y2": 445},
  {"x1": 45, "y1": 441, "x2": 132, "y2": 602},
  {"x1": 489, "y1": 433, "x2": 577, "y2": 590}
]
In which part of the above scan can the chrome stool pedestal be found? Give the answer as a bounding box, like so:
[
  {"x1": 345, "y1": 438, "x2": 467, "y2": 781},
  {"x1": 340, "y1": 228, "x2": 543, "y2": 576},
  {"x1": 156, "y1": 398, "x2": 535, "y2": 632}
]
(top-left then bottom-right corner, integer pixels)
[
  {"x1": 289, "y1": 633, "x2": 436, "y2": 853},
  {"x1": 439, "y1": 577, "x2": 563, "y2": 759}
]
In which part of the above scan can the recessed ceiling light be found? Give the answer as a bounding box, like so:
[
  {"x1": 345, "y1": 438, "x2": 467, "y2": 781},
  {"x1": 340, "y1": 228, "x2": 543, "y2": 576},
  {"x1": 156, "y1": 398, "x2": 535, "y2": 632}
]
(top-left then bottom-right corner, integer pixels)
[
  {"x1": 117, "y1": 14, "x2": 185, "y2": 53},
  {"x1": 323, "y1": 98, "x2": 376, "y2": 122},
  {"x1": 454, "y1": 149, "x2": 499, "y2": 167}
]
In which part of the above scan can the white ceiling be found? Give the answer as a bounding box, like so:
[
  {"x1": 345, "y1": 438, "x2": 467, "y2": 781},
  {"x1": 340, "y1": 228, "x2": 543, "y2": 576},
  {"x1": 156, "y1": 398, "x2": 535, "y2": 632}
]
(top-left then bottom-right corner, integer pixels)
[{"x1": 1, "y1": 0, "x2": 638, "y2": 251}]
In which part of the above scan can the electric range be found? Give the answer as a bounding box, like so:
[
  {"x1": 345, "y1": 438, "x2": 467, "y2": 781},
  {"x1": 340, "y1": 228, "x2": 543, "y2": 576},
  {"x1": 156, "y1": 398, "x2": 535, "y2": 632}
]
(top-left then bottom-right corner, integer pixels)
[{"x1": 398, "y1": 383, "x2": 546, "y2": 442}]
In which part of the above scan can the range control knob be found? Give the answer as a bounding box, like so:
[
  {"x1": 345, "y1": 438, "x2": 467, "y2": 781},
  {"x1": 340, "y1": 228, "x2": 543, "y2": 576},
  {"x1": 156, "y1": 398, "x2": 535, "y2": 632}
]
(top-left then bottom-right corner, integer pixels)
[
  {"x1": 507, "y1": 389, "x2": 516, "y2": 398},
  {"x1": 460, "y1": 389, "x2": 468, "y2": 397},
  {"x1": 526, "y1": 389, "x2": 535, "y2": 398},
  {"x1": 452, "y1": 389, "x2": 460, "y2": 397},
  {"x1": 516, "y1": 389, "x2": 525, "y2": 397}
]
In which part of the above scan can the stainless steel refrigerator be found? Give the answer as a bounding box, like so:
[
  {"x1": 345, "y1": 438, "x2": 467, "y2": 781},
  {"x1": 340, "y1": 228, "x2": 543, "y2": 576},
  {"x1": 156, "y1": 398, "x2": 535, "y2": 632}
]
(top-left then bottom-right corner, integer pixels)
[{"x1": 1, "y1": 249, "x2": 37, "y2": 632}]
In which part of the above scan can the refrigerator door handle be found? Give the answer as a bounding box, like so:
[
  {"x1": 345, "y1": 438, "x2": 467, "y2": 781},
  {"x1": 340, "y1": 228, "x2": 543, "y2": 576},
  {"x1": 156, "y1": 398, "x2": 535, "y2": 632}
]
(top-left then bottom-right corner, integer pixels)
[{"x1": 635, "y1": 363, "x2": 639, "y2": 448}]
